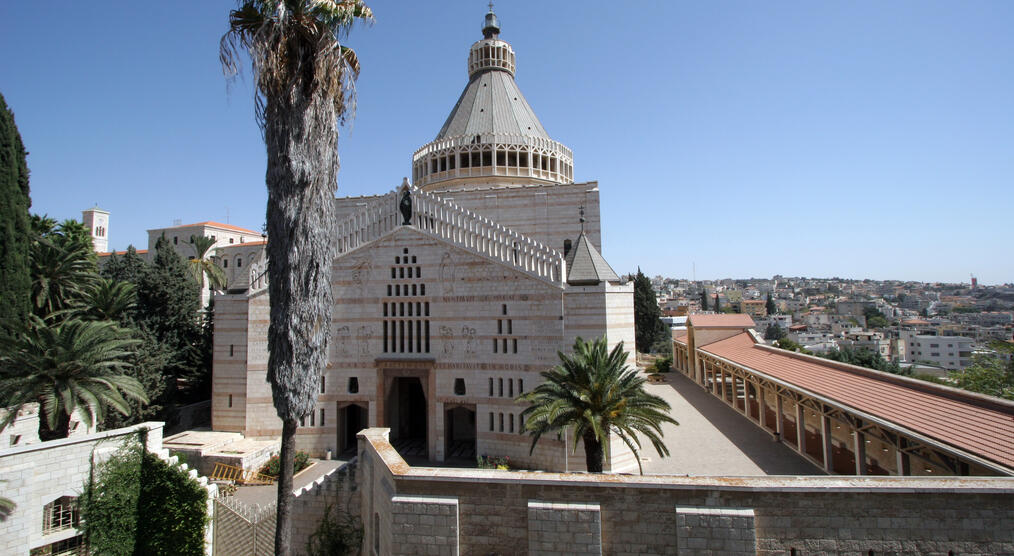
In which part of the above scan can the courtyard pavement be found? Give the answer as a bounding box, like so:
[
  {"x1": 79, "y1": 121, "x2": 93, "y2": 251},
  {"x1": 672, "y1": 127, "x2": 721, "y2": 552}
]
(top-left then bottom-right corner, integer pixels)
[
  {"x1": 636, "y1": 371, "x2": 822, "y2": 476},
  {"x1": 230, "y1": 458, "x2": 348, "y2": 508}
]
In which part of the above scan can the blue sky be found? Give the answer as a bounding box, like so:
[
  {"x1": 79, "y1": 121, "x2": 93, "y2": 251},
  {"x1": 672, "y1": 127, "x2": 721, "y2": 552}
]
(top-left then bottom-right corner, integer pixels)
[{"x1": 2, "y1": 1, "x2": 1012, "y2": 284}]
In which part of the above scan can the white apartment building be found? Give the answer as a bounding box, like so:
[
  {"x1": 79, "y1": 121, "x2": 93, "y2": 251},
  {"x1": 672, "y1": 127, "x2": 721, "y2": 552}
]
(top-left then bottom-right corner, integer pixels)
[{"x1": 901, "y1": 331, "x2": 974, "y2": 370}]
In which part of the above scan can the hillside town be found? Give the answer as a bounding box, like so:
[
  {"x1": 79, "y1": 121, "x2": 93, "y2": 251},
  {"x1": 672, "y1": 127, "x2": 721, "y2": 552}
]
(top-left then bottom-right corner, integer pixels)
[{"x1": 652, "y1": 275, "x2": 1014, "y2": 374}]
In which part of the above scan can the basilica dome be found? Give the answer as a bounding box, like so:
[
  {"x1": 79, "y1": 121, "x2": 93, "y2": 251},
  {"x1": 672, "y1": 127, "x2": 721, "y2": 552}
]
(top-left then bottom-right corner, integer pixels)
[{"x1": 412, "y1": 8, "x2": 573, "y2": 191}]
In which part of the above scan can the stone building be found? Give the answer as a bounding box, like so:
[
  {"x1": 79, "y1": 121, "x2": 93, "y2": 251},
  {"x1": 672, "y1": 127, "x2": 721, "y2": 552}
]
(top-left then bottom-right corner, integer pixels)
[{"x1": 210, "y1": 9, "x2": 636, "y2": 472}]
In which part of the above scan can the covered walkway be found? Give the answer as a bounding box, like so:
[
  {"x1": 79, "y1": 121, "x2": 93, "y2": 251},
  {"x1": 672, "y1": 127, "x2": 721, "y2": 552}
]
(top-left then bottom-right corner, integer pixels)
[{"x1": 673, "y1": 315, "x2": 1014, "y2": 477}]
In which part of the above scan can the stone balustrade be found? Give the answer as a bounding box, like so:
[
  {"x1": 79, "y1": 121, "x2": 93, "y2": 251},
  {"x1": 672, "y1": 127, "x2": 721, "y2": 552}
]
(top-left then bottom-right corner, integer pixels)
[{"x1": 334, "y1": 186, "x2": 566, "y2": 285}]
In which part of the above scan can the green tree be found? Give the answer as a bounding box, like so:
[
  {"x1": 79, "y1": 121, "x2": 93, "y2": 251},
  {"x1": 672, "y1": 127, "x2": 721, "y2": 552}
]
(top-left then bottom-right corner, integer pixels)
[
  {"x1": 222, "y1": 2, "x2": 373, "y2": 552},
  {"x1": 82, "y1": 277, "x2": 137, "y2": 322},
  {"x1": 714, "y1": 294, "x2": 721, "y2": 312},
  {"x1": 81, "y1": 439, "x2": 209, "y2": 555},
  {"x1": 187, "y1": 235, "x2": 226, "y2": 292},
  {"x1": 863, "y1": 306, "x2": 890, "y2": 329},
  {"x1": 949, "y1": 354, "x2": 1014, "y2": 401},
  {"x1": 0, "y1": 92, "x2": 32, "y2": 338},
  {"x1": 774, "y1": 337, "x2": 805, "y2": 352},
  {"x1": 29, "y1": 218, "x2": 99, "y2": 320},
  {"x1": 518, "y1": 337, "x2": 678, "y2": 474},
  {"x1": 765, "y1": 293, "x2": 776, "y2": 315},
  {"x1": 764, "y1": 323, "x2": 786, "y2": 341},
  {"x1": 700, "y1": 289, "x2": 708, "y2": 311},
  {"x1": 136, "y1": 237, "x2": 204, "y2": 404},
  {"x1": 824, "y1": 346, "x2": 903, "y2": 375},
  {"x1": 102, "y1": 245, "x2": 149, "y2": 285},
  {"x1": 633, "y1": 269, "x2": 667, "y2": 353},
  {"x1": 0, "y1": 318, "x2": 146, "y2": 440}
]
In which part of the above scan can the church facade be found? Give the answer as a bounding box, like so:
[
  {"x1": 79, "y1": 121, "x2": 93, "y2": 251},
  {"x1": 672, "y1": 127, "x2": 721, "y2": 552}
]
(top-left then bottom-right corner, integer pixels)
[{"x1": 211, "y1": 10, "x2": 636, "y2": 472}]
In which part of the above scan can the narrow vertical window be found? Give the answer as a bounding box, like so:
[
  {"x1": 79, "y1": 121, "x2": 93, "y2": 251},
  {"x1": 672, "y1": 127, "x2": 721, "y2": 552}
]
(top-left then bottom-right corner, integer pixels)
[
  {"x1": 513, "y1": 339, "x2": 518, "y2": 353},
  {"x1": 498, "y1": 320, "x2": 503, "y2": 334},
  {"x1": 228, "y1": 394, "x2": 233, "y2": 408},
  {"x1": 502, "y1": 338, "x2": 508, "y2": 353},
  {"x1": 416, "y1": 267, "x2": 422, "y2": 278},
  {"x1": 493, "y1": 339, "x2": 498, "y2": 353},
  {"x1": 348, "y1": 377, "x2": 359, "y2": 394},
  {"x1": 489, "y1": 378, "x2": 494, "y2": 396},
  {"x1": 519, "y1": 379, "x2": 524, "y2": 393},
  {"x1": 320, "y1": 376, "x2": 326, "y2": 394},
  {"x1": 320, "y1": 409, "x2": 326, "y2": 427},
  {"x1": 416, "y1": 320, "x2": 422, "y2": 352},
  {"x1": 507, "y1": 320, "x2": 512, "y2": 334},
  {"x1": 509, "y1": 414, "x2": 514, "y2": 433},
  {"x1": 383, "y1": 304, "x2": 388, "y2": 317},
  {"x1": 499, "y1": 413, "x2": 504, "y2": 432},
  {"x1": 489, "y1": 412, "x2": 494, "y2": 431},
  {"x1": 509, "y1": 379, "x2": 513, "y2": 397},
  {"x1": 425, "y1": 321, "x2": 430, "y2": 352},
  {"x1": 502, "y1": 304, "x2": 507, "y2": 316},
  {"x1": 425, "y1": 302, "x2": 430, "y2": 316},
  {"x1": 387, "y1": 285, "x2": 392, "y2": 296},
  {"x1": 391, "y1": 268, "x2": 396, "y2": 279},
  {"x1": 399, "y1": 321, "x2": 405, "y2": 352},
  {"x1": 229, "y1": 344, "x2": 234, "y2": 357},
  {"x1": 454, "y1": 378, "x2": 466, "y2": 395},
  {"x1": 499, "y1": 378, "x2": 503, "y2": 397},
  {"x1": 420, "y1": 284, "x2": 425, "y2": 295},
  {"x1": 309, "y1": 411, "x2": 315, "y2": 426},
  {"x1": 407, "y1": 319, "x2": 413, "y2": 353}
]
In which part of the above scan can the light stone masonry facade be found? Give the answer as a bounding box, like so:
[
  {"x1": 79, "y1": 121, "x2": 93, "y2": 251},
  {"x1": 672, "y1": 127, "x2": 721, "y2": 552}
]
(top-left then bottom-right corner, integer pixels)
[{"x1": 357, "y1": 427, "x2": 1014, "y2": 556}]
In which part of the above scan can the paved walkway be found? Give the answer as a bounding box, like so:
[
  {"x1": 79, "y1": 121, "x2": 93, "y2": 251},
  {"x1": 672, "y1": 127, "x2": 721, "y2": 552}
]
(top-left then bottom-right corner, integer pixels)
[
  {"x1": 230, "y1": 459, "x2": 348, "y2": 508},
  {"x1": 637, "y1": 372, "x2": 821, "y2": 476}
]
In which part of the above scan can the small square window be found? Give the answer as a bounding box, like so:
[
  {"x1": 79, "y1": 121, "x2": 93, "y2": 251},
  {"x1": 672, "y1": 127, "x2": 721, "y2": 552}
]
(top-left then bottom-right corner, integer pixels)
[{"x1": 348, "y1": 377, "x2": 359, "y2": 394}]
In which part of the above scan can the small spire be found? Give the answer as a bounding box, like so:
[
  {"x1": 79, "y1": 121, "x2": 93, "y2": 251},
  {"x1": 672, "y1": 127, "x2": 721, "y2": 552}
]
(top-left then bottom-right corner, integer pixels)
[
  {"x1": 482, "y1": 2, "x2": 500, "y2": 38},
  {"x1": 579, "y1": 205, "x2": 586, "y2": 234}
]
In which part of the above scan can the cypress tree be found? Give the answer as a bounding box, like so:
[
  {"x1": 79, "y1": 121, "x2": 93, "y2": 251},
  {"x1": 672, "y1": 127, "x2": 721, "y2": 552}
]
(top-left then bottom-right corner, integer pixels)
[
  {"x1": 700, "y1": 289, "x2": 709, "y2": 311},
  {"x1": 766, "y1": 292, "x2": 777, "y2": 315},
  {"x1": 0, "y1": 92, "x2": 32, "y2": 336},
  {"x1": 633, "y1": 269, "x2": 668, "y2": 353}
]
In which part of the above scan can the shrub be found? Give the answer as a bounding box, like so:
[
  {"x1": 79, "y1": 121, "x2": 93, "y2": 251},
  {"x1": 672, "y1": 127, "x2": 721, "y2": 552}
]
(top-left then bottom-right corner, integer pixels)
[
  {"x1": 305, "y1": 501, "x2": 363, "y2": 556},
  {"x1": 477, "y1": 454, "x2": 510, "y2": 470},
  {"x1": 653, "y1": 355, "x2": 673, "y2": 373},
  {"x1": 80, "y1": 436, "x2": 208, "y2": 555},
  {"x1": 259, "y1": 450, "x2": 311, "y2": 478}
]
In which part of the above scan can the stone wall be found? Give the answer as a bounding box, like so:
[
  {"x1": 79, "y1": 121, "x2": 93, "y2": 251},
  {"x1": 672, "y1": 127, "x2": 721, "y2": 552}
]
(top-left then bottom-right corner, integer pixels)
[
  {"x1": 1, "y1": 422, "x2": 217, "y2": 556},
  {"x1": 357, "y1": 427, "x2": 1014, "y2": 556}
]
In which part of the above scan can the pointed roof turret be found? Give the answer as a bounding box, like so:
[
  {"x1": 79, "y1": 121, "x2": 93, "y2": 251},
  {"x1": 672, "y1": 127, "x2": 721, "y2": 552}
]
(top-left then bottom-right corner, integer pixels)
[
  {"x1": 565, "y1": 232, "x2": 620, "y2": 286},
  {"x1": 412, "y1": 8, "x2": 574, "y2": 191}
]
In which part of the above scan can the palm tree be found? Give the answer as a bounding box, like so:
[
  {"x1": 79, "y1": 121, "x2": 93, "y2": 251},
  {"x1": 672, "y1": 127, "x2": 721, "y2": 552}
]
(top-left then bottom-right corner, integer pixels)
[
  {"x1": 187, "y1": 235, "x2": 226, "y2": 291},
  {"x1": 221, "y1": 2, "x2": 372, "y2": 552},
  {"x1": 30, "y1": 229, "x2": 98, "y2": 320},
  {"x1": 83, "y1": 277, "x2": 137, "y2": 322},
  {"x1": 0, "y1": 318, "x2": 147, "y2": 441},
  {"x1": 518, "y1": 336, "x2": 678, "y2": 475}
]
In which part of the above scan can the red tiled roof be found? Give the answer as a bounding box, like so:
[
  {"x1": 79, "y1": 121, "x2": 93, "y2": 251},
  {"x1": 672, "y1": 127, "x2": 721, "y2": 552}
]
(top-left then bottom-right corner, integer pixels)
[
  {"x1": 688, "y1": 314, "x2": 756, "y2": 328},
  {"x1": 160, "y1": 221, "x2": 260, "y2": 234},
  {"x1": 903, "y1": 319, "x2": 931, "y2": 325},
  {"x1": 218, "y1": 240, "x2": 267, "y2": 248},
  {"x1": 97, "y1": 249, "x2": 149, "y2": 257},
  {"x1": 700, "y1": 333, "x2": 1014, "y2": 470},
  {"x1": 672, "y1": 330, "x2": 688, "y2": 343}
]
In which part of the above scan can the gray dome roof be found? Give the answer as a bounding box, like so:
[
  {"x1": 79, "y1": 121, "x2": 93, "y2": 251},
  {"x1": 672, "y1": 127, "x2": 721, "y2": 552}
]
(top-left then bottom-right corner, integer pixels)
[{"x1": 435, "y1": 63, "x2": 549, "y2": 141}]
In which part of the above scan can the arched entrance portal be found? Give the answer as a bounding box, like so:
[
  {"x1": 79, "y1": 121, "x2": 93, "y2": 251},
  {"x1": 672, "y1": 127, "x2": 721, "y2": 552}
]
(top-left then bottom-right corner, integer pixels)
[
  {"x1": 445, "y1": 405, "x2": 476, "y2": 461},
  {"x1": 338, "y1": 403, "x2": 368, "y2": 455},
  {"x1": 387, "y1": 377, "x2": 427, "y2": 458}
]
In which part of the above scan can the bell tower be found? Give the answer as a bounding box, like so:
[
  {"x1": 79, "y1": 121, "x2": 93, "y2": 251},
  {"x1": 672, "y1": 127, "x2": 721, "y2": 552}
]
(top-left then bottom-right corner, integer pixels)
[{"x1": 81, "y1": 205, "x2": 110, "y2": 253}]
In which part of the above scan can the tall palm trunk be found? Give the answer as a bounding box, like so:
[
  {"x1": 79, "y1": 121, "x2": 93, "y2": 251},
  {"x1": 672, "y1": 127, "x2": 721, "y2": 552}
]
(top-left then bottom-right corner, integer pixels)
[
  {"x1": 582, "y1": 429, "x2": 605, "y2": 473},
  {"x1": 263, "y1": 43, "x2": 339, "y2": 556},
  {"x1": 38, "y1": 407, "x2": 71, "y2": 442}
]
